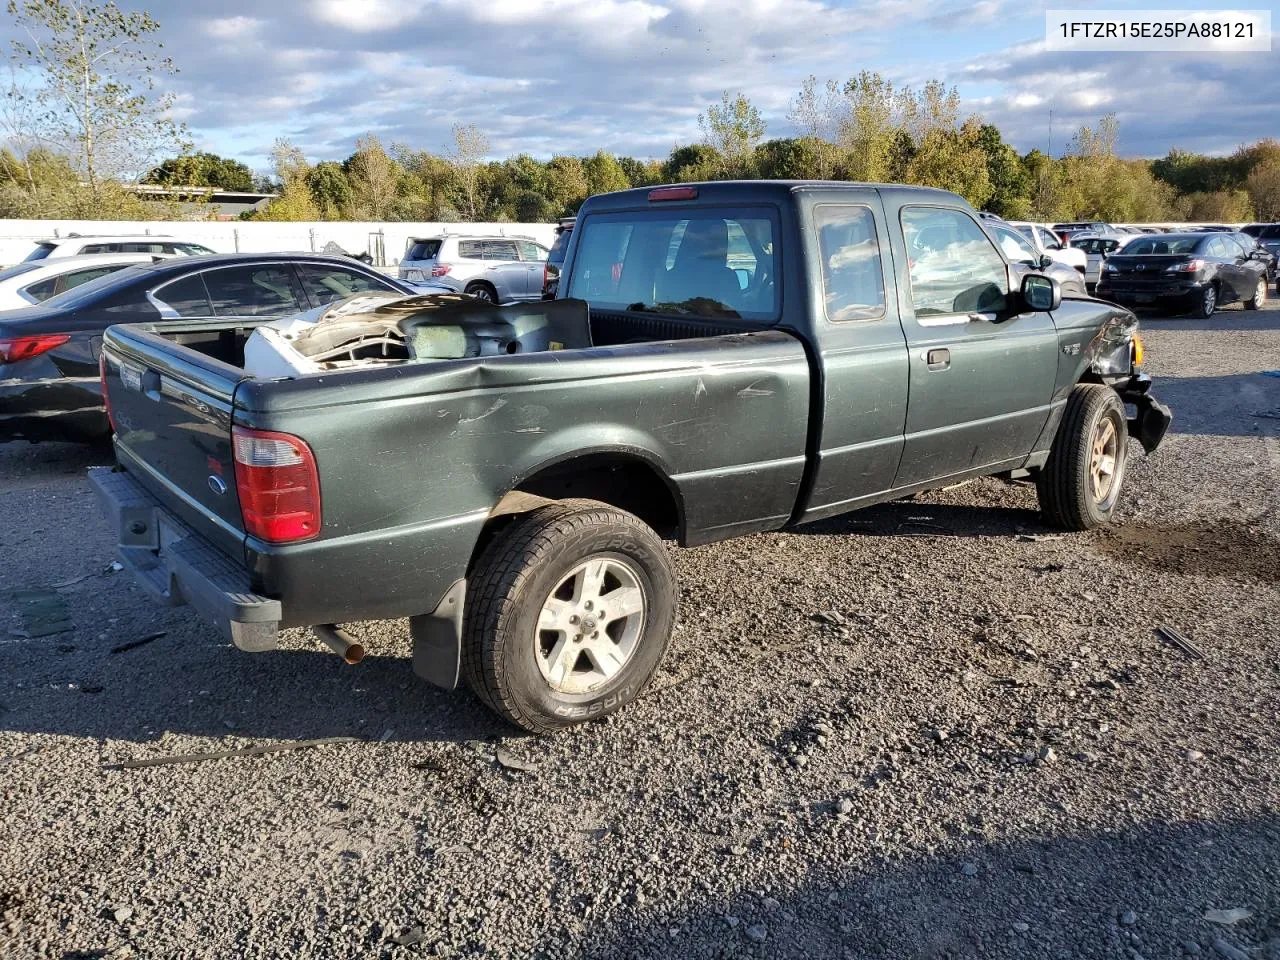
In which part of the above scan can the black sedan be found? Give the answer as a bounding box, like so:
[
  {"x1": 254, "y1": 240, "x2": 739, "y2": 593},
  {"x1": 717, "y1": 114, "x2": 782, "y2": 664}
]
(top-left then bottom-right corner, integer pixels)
[
  {"x1": 1096, "y1": 232, "x2": 1270, "y2": 319},
  {"x1": 0, "y1": 254, "x2": 412, "y2": 444}
]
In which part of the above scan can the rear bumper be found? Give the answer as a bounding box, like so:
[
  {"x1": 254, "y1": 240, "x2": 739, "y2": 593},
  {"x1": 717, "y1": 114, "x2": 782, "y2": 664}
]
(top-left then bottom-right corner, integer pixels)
[
  {"x1": 1096, "y1": 280, "x2": 1204, "y2": 304},
  {"x1": 88, "y1": 466, "x2": 281, "y2": 652}
]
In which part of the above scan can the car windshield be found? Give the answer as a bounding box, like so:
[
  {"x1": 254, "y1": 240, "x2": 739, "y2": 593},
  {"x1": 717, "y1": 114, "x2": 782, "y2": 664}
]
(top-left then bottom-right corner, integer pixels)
[
  {"x1": 175, "y1": 243, "x2": 215, "y2": 255},
  {"x1": 566, "y1": 208, "x2": 778, "y2": 322},
  {"x1": 23, "y1": 242, "x2": 56, "y2": 262},
  {"x1": 1119, "y1": 236, "x2": 1203, "y2": 256},
  {"x1": 405, "y1": 239, "x2": 442, "y2": 261}
]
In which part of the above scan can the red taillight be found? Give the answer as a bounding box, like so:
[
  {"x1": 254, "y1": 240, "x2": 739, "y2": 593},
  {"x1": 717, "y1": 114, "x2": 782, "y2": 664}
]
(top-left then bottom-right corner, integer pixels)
[
  {"x1": 431, "y1": 264, "x2": 451, "y2": 277},
  {"x1": 99, "y1": 352, "x2": 116, "y2": 433},
  {"x1": 1168, "y1": 258, "x2": 1205, "y2": 274},
  {"x1": 232, "y1": 426, "x2": 321, "y2": 544},
  {"x1": 648, "y1": 186, "x2": 698, "y2": 202},
  {"x1": 0, "y1": 334, "x2": 70, "y2": 364}
]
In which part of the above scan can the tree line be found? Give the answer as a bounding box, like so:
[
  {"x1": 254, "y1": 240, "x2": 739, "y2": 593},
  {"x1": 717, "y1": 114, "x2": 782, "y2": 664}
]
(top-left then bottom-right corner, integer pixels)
[{"x1": 2, "y1": 2, "x2": 1278, "y2": 224}]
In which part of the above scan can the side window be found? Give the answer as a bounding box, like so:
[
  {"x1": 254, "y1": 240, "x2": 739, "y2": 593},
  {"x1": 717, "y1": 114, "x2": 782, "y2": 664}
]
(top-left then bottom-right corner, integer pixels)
[
  {"x1": 1221, "y1": 236, "x2": 1246, "y2": 258},
  {"x1": 151, "y1": 273, "x2": 212, "y2": 317},
  {"x1": 80, "y1": 243, "x2": 113, "y2": 254},
  {"x1": 814, "y1": 205, "x2": 885, "y2": 322},
  {"x1": 457, "y1": 240, "x2": 483, "y2": 259},
  {"x1": 901, "y1": 206, "x2": 1007, "y2": 317},
  {"x1": 516, "y1": 240, "x2": 546, "y2": 262},
  {"x1": 63, "y1": 265, "x2": 125, "y2": 291},
  {"x1": 202, "y1": 265, "x2": 302, "y2": 317},
  {"x1": 486, "y1": 241, "x2": 519, "y2": 261},
  {"x1": 1037, "y1": 227, "x2": 1061, "y2": 250},
  {"x1": 1103, "y1": 240, "x2": 1120, "y2": 254},
  {"x1": 994, "y1": 226, "x2": 1037, "y2": 263},
  {"x1": 296, "y1": 264, "x2": 394, "y2": 306},
  {"x1": 20, "y1": 277, "x2": 60, "y2": 302}
]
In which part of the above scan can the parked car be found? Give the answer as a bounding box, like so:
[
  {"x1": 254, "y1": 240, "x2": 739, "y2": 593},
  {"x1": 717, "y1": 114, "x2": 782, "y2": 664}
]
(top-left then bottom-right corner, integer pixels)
[
  {"x1": 91, "y1": 180, "x2": 1169, "y2": 734},
  {"x1": 1231, "y1": 232, "x2": 1276, "y2": 285},
  {"x1": 984, "y1": 220, "x2": 1088, "y2": 297},
  {"x1": 1007, "y1": 220, "x2": 1088, "y2": 274},
  {"x1": 1072, "y1": 233, "x2": 1140, "y2": 288},
  {"x1": 1242, "y1": 223, "x2": 1280, "y2": 276},
  {"x1": 1096, "y1": 232, "x2": 1270, "y2": 317},
  {"x1": 1191, "y1": 225, "x2": 1234, "y2": 233},
  {"x1": 1053, "y1": 221, "x2": 1115, "y2": 244},
  {"x1": 0, "y1": 253, "x2": 168, "y2": 310},
  {"x1": 541, "y1": 217, "x2": 576, "y2": 298},
  {"x1": 398, "y1": 235, "x2": 550, "y2": 303},
  {"x1": 20, "y1": 234, "x2": 217, "y2": 262},
  {"x1": 0, "y1": 254, "x2": 412, "y2": 444}
]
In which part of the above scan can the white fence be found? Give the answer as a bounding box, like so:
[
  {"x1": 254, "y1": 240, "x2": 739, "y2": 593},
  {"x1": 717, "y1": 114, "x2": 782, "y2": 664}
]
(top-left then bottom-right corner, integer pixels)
[{"x1": 0, "y1": 220, "x2": 559, "y2": 268}]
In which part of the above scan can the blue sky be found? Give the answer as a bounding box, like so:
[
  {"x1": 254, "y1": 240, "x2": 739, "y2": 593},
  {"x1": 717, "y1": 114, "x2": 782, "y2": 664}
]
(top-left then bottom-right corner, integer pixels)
[{"x1": 4, "y1": 0, "x2": 1278, "y2": 174}]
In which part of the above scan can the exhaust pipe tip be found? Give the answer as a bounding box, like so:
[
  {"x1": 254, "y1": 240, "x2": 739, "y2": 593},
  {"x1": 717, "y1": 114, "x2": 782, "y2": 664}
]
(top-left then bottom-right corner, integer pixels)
[{"x1": 314, "y1": 624, "x2": 365, "y2": 665}]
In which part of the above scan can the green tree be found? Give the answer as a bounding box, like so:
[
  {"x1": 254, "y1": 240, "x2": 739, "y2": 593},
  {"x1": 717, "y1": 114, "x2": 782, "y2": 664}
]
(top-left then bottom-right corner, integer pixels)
[
  {"x1": 306, "y1": 160, "x2": 350, "y2": 219},
  {"x1": 582, "y1": 150, "x2": 630, "y2": 196},
  {"x1": 699, "y1": 90, "x2": 766, "y2": 175},
  {"x1": 544, "y1": 154, "x2": 590, "y2": 216},
  {"x1": 1247, "y1": 159, "x2": 1280, "y2": 220},
  {"x1": 753, "y1": 137, "x2": 836, "y2": 180},
  {"x1": 5, "y1": 0, "x2": 188, "y2": 196},
  {"x1": 836, "y1": 71, "x2": 900, "y2": 182},
  {"x1": 345, "y1": 134, "x2": 403, "y2": 220},
  {"x1": 661, "y1": 144, "x2": 722, "y2": 183},
  {"x1": 447, "y1": 123, "x2": 489, "y2": 220},
  {"x1": 976, "y1": 124, "x2": 1031, "y2": 218},
  {"x1": 253, "y1": 177, "x2": 319, "y2": 221},
  {"x1": 143, "y1": 152, "x2": 254, "y2": 192},
  {"x1": 904, "y1": 118, "x2": 992, "y2": 207},
  {"x1": 618, "y1": 156, "x2": 661, "y2": 187}
]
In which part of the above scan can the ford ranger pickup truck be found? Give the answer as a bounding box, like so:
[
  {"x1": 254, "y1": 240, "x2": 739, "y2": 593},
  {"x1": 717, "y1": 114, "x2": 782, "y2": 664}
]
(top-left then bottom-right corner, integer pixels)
[{"x1": 90, "y1": 181, "x2": 1171, "y2": 733}]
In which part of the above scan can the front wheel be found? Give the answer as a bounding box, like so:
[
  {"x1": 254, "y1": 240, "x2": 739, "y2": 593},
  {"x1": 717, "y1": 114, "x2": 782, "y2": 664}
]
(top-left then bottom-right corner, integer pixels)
[
  {"x1": 461, "y1": 500, "x2": 675, "y2": 733},
  {"x1": 1244, "y1": 276, "x2": 1267, "y2": 310},
  {"x1": 1036, "y1": 384, "x2": 1129, "y2": 531}
]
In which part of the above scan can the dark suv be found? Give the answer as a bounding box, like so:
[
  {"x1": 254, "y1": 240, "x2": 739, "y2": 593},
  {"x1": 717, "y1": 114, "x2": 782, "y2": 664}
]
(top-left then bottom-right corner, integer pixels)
[{"x1": 541, "y1": 217, "x2": 576, "y2": 298}]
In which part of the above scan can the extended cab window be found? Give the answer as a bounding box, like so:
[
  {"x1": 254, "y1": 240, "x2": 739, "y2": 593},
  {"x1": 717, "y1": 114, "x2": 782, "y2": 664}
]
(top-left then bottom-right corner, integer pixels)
[
  {"x1": 814, "y1": 205, "x2": 885, "y2": 322},
  {"x1": 901, "y1": 207, "x2": 1006, "y2": 317},
  {"x1": 567, "y1": 209, "x2": 778, "y2": 322}
]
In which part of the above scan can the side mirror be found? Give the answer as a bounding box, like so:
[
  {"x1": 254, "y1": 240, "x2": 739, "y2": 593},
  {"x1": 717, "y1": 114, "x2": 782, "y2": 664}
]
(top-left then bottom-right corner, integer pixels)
[
  {"x1": 1022, "y1": 273, "x2": 1061, "y2": 312},
  {"x1": 1038, "y1": 253, "x2": 1054, "y2": 269}
]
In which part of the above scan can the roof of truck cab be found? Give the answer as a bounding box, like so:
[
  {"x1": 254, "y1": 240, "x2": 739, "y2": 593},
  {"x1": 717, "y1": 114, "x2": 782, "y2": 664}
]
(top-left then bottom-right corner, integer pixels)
[{"x1": 583, "y1": 180, "x2": 966, "y2": 210}]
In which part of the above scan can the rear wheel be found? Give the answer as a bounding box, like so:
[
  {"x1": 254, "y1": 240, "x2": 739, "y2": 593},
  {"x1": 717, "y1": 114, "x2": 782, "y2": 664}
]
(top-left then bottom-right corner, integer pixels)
[
  {"x1": 1036, "y1": 384, "x2": 1129, "y2": 531},
  {"x1": 465, "y1": 282, "x2": 497, "y2": 303},
  {"x1": 1244, "y1": 276, "x2": 1267, "y2": 310},
  {"x1": 1188, "y1": 283, "x2": 1217, "y2": 319},
  {"x1": 461, "y1": 499, "x2": 675, "y2": 733}
]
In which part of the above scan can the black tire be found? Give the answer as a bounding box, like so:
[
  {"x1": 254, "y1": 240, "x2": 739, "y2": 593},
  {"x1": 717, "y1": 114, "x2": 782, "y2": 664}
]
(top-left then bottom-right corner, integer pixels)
[
  {"x1": 1036, "y1": 384, "x2": 1129, "y2": 531},
  {"x1": 1244, "y1": 275, "x2": 1267, "y2": 311},
  {"x1": 1188, "y1": 283, "x2": 1217, "y2": 319},
  {"x1": 461, "y1": 499, "x2": 675, "y2": 733},
  {"x1": 465, "y1": 282, "x2": 497, "y2": 303}
]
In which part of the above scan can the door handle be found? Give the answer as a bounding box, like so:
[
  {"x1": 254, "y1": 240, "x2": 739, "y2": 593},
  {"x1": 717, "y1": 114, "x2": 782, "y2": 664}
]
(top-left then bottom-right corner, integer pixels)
[{"x1": 925, "y1": 348, "x2": 950, "y2": 371}]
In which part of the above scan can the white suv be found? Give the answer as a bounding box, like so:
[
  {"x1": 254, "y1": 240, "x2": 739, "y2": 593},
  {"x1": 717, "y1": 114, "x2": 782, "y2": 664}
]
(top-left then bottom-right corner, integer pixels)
[
  {"x1": 22, "y1": 235, "x2": 218, "y2": 261},
  {"x1": 398, "y1": 235, "x2": 549, "y2": 303},
  {"x1": 1007, "y1": 222, "x2": 1087, "y2": 275}
]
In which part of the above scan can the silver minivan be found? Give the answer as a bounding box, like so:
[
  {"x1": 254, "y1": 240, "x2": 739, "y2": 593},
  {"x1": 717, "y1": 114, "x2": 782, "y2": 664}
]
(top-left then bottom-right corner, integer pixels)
[{"x1": 398, "y1": 235, "x2": 549, "y2": 303}]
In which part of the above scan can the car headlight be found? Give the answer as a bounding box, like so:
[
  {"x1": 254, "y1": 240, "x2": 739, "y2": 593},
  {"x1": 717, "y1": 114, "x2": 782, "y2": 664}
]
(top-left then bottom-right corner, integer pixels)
[{"x1": 1101, "y1": 261, "x2": 1117, "y2": 273}]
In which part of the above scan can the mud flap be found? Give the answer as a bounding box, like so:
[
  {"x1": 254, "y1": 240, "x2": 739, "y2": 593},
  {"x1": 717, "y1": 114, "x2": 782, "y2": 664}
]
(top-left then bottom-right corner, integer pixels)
[{"x1": 410, "y1": 579, "x2": 466, "y2": 690}]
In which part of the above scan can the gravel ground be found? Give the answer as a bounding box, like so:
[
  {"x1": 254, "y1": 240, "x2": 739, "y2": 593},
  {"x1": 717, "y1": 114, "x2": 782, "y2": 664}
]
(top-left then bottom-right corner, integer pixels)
[{"x1": 2, "y1": 301, "x2": 1278, "y2": 960}]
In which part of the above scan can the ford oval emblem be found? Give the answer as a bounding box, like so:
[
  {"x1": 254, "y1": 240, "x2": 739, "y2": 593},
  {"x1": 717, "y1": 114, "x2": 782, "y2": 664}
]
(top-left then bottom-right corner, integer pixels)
[{"x1": 208, "y1": 475, "x2": 227, "y2": 496}]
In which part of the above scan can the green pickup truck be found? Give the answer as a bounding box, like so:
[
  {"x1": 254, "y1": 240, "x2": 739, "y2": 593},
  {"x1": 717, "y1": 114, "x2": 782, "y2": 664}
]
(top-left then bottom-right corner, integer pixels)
[{"x1": 90, "y1": 181, "x2": 1170, "y2": 733}]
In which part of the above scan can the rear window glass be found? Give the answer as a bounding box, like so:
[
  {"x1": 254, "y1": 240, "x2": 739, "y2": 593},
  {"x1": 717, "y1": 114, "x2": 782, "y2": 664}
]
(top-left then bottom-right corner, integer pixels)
[
  {"x1": 23, "y1": 242, "x2": 55, "y2": 262},
  {"x1": 1121, "y1": 237, "x2": 1203, "y2": 256},
  {"x1": 1259, "y1": 225, "x2": 1280, "y2": 240},
  {"x1": 566, "y1": 208, "x2": 778, "y2": 322},
  {"x1": 405, "y1": 239, "x2": 442, "y2": 261}
]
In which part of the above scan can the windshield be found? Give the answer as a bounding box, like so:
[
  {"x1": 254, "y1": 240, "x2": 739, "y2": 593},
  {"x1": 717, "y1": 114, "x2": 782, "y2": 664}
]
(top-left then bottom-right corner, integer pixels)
[
  {"x1": 1120, "y1": 236, "x2": 1204, "y2": 256},
  {"x1": 566, "y1": 208, "x2": 778, "y2": 322},
  {"x1": 23, "y1": 242, "x2": 55, "y2": 262},
  {"x1": 175, "y1": 243, "x2": 215, "y2": 255}
]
